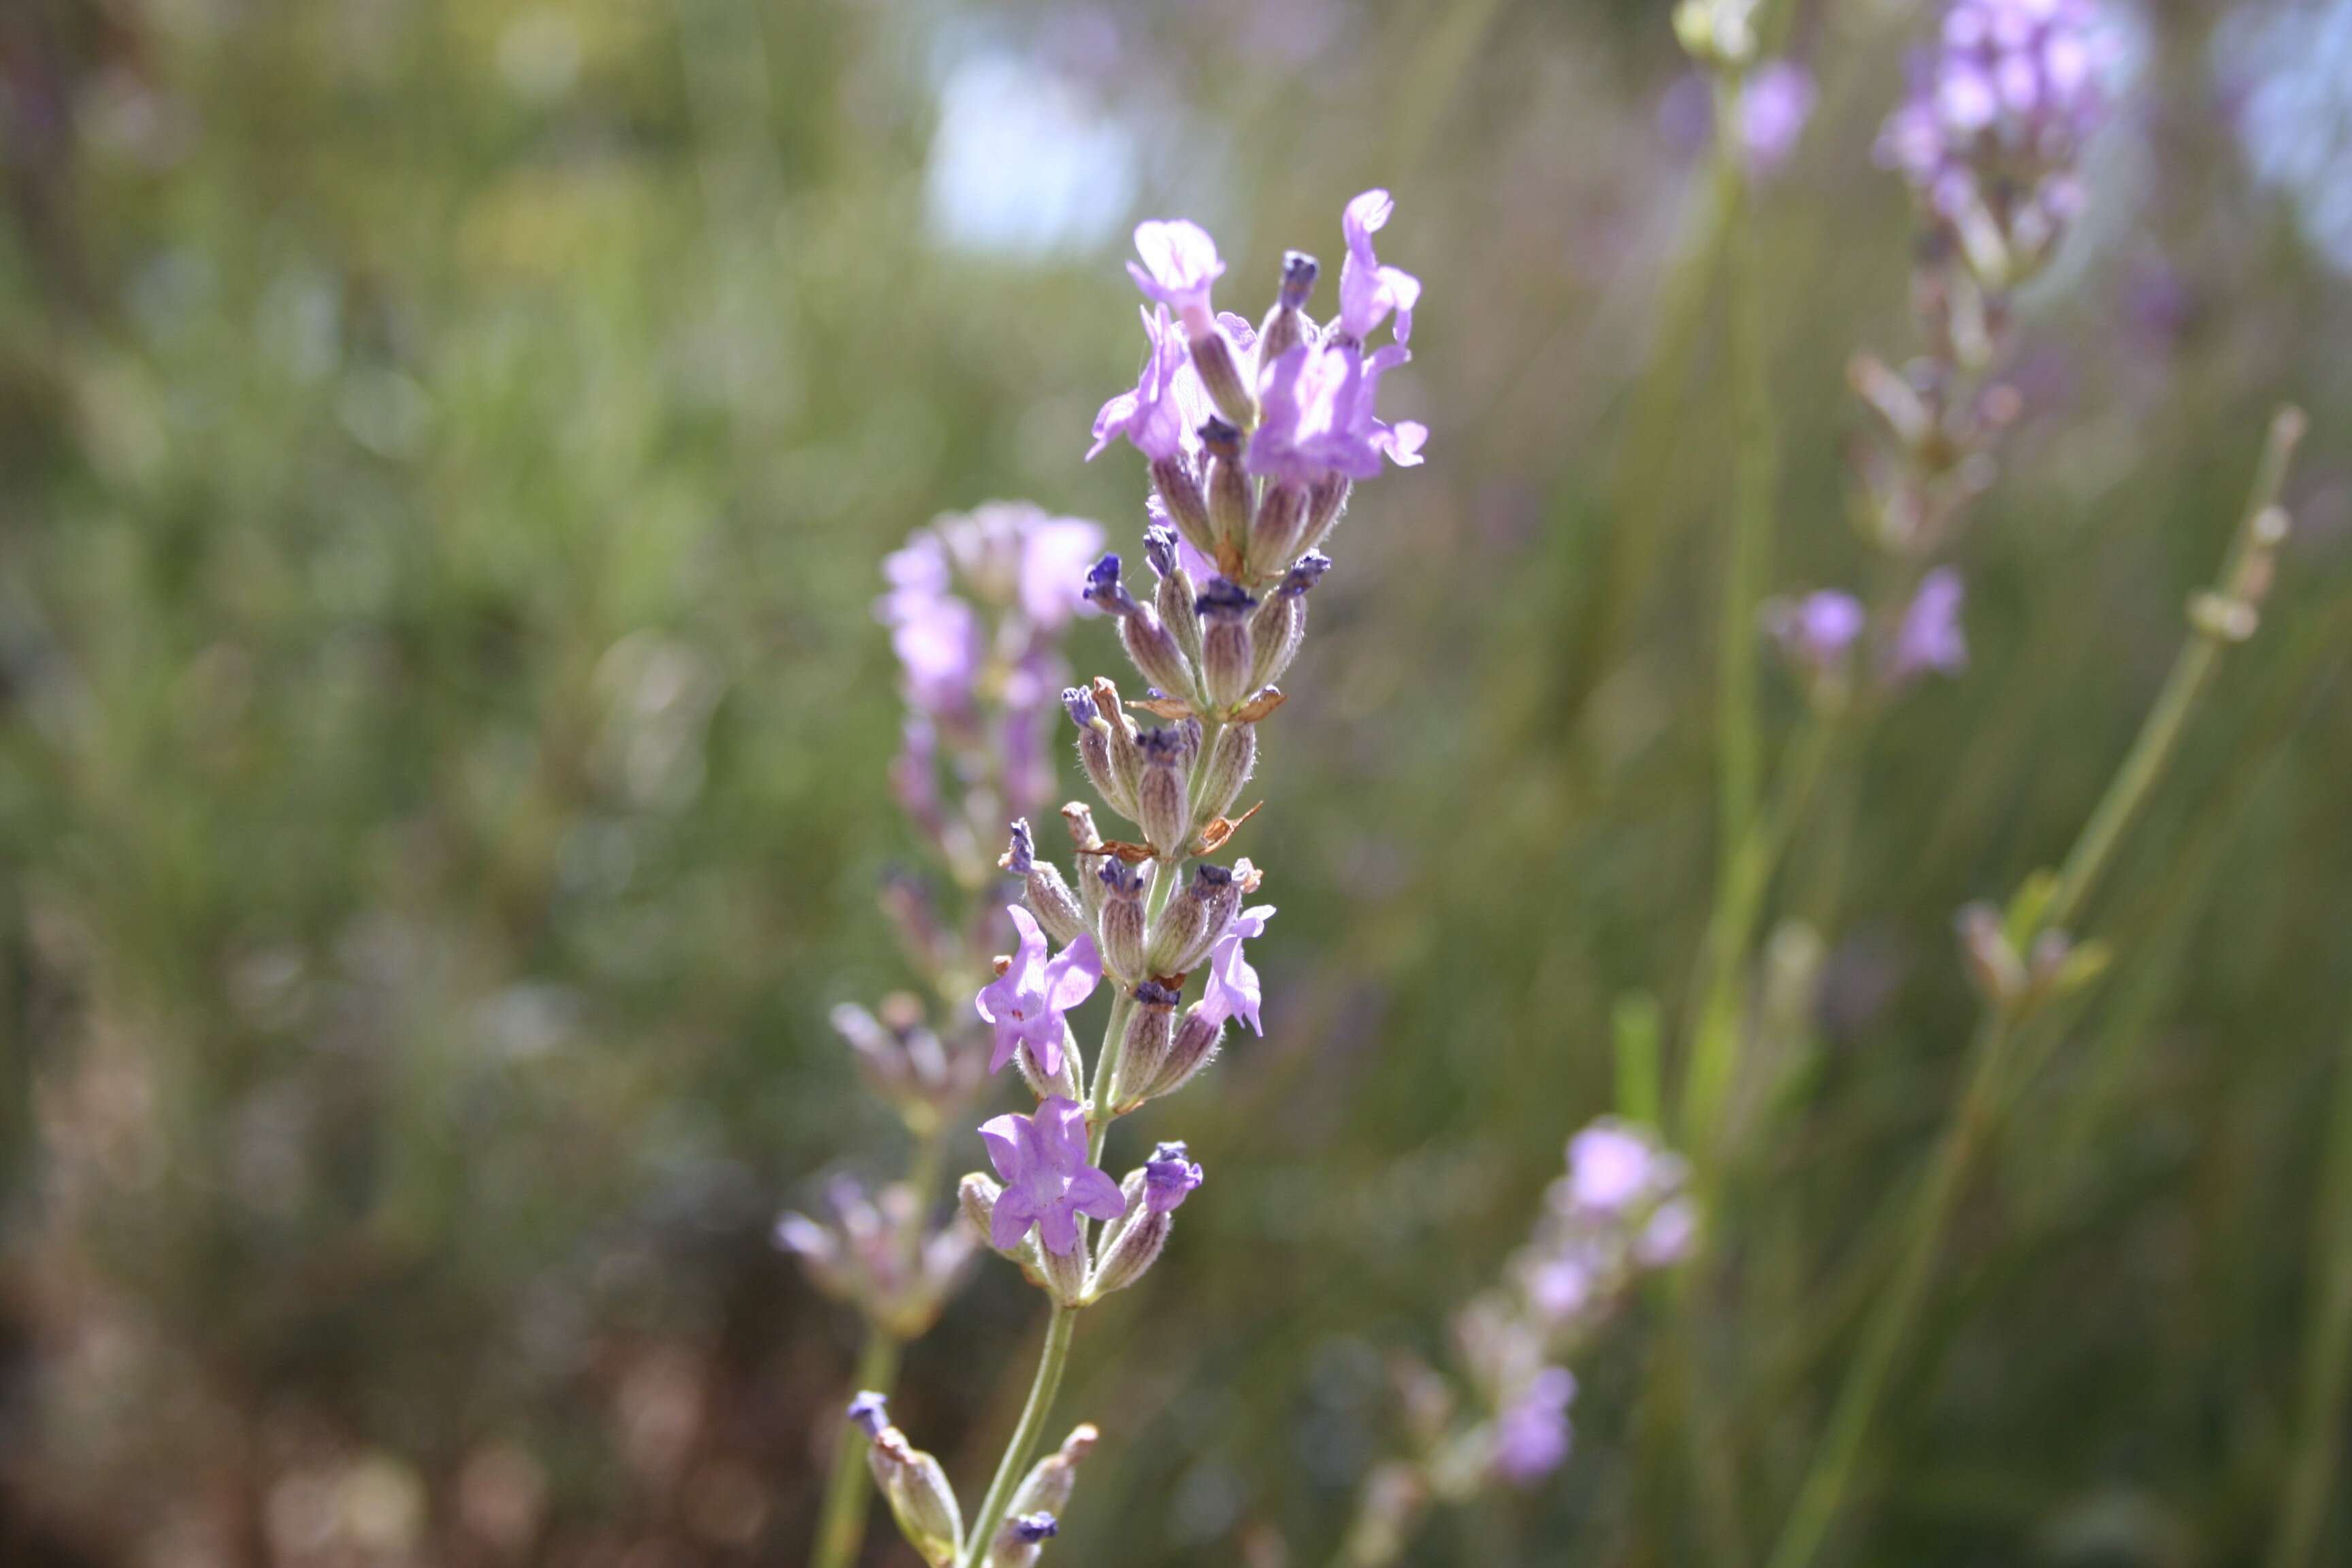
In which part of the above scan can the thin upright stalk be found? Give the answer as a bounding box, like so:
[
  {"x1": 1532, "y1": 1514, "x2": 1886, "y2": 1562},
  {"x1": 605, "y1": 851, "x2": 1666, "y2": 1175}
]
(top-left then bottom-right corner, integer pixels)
[
  {"x1": 2041, "y1": 406, "x2": 2302, "y2": 934},
  {"x1": 1765, "y1": 408, "x2": 2304, "y2": 1568},
  {"x1": 1763, "y1": 1011, "x2": 2012, "y2": 1568},
  {"x1": 957, "y1": 1304, "x2": 1077, "y2": 1568},
  {"x1": 2269, "y1": 1011, "x2": 2352, "y2": 1568}
]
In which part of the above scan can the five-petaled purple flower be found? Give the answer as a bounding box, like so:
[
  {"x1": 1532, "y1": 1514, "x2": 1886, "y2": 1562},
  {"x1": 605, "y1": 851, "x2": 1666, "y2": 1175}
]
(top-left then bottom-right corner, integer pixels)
[
  {"x1": 975, "y1": 906, "x2": 1102, "y2": 1075},
  {"x1": 1128, "y1": 219, "x2": 1226, "y2": 337},
  {"x1": 1143, "y1": 1141, "x2": 1205, "y2": 1214},
  {"x1": 1196, "y1": 904, "x2": 1274, "y2": 1035},
  {"x1": 1893, "y1": 566, "x2": 1969, "y2": 681},
  {"x1": 1339, "y1": 189, "x2": 1422, "y2": 344},
  {"x1": 1492, "y1": 1367, "x2": 1577, "y2": 1484},
  {"x1": 979, "y1": 1096, "x2": 1128, "y2": 1256}
]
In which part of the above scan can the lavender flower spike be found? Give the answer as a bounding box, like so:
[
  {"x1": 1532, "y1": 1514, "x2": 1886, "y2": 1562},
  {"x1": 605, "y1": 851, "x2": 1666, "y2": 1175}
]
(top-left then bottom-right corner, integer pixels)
[
  {"x1": 975, "y1": 906, "x2": 1102, "y2": 1075},
  {"x1": 1892, "y1": 566, "x2": 1968, "y2": 681},
  {"x1": 1197, "y1": 904, "x2": 1274, "y2": 1036},
  {"x1": 978, "y1": 1096, "x2": 1128, "y2": 1257},
  {"x1": 1339, "y1": 190, "x2": 1422, "y2": 345},
  {"x1": 1128, "y1": 219, "x2": 1226, "y2": 337}
]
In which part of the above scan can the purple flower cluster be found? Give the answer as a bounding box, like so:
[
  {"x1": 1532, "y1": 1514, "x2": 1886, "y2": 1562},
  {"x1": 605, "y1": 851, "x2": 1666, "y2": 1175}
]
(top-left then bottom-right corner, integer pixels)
[
  {"x1": 1092, "y1": 192, "x2": 1426, "y2": 585},
  {"x1": 1876, "y1": 0, "x2": 2116, "y2": 281},
  {"x1": 1447, "y1": 1120, "x2": 1695, "y2": 1488},
  {"x1": 877, "y1": 502, "x2": 1107, "y2": 844},
  {"x1": 1764, "y1": 568, "x2": 1969, "y2": 706}
]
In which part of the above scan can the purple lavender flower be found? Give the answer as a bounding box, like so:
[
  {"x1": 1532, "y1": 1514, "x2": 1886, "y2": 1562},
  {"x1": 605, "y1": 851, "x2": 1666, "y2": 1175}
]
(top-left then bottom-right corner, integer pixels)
[
  {"x1": 1565, "y1": 1121, "x2": 1671, "y2": 1216},
  {"x1": 1011, "y1": 1514, "x2": 1060, "y2": 1543},
  {"x1": 1740, "y1": 60, "x2": 1816, "y2": 176},
  {"x1": 1768, "y1": 590, "x2": 1867, "y2": 675},
  {"x1": 1247, "y1": 342, "x2": 1419, "y2": 487},
  {"x1": 1128, "y1": 218, "x2": 1226, "y2": 336},
  {"x1": 1338, "y1": 189, "x2": 1422, "y2": 345},
  {"x1": 1892, "y1": 566, "x2": 1969, "y2": 681},
  {"x1": 977, "y1": 1096, "x2": 1128, "y2": 1256},
  {"x1": 975, "y1": 906, "x2": 1103, "y2": 1075},
  {"x1": 849, "y1": 1390, "x2": 892, "y2": 1438},
  {"x1": 1017, "y1": 514, "x2": 1111, "y2": 630},
  {"x1": 1143, "y1": 1140, "x2": 1204, "y2": 1213},
  {"x1": 1088, "y1": 305, "x2": 1192, "y2": 463},
  {"x1": 1196, "y1": 904, "x2": 1273, "y2": 1035},
  {"x1": 1876, "y1": 0, "x2": 2114, "y2": 267},
  {"x1": 1492, "y1": 1367, "x2": 1577, "y2": 1484}
]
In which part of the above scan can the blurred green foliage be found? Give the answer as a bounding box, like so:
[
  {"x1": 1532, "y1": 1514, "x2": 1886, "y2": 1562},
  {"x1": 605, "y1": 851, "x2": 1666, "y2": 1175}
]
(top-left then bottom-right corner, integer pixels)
[{"x1": 1, "y1": 0, "x2": 2349, "y2": 1565}]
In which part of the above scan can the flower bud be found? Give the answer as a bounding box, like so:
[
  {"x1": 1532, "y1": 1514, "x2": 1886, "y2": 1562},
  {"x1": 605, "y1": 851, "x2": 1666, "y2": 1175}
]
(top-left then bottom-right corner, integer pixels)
[
  {"x1": 1141, "y1": 1009, "x2": 1224, "y2": 1102},
  {"x1": 1201, "y1": 419, "x2": 1253, "y2": 565},
  {"x1": 1955, "y1": 901, "x2": 2026, "y2": 1011},
  {"x1": 1110, "y1": 981, "x2": 1181, "y2": 1112},
  {"x1": 1063, "y1": 689, "x2": 1132, "y2": 819},
  {"x1": 1245, "y1": 480, "x2": 1311, "y2": 579},
  {"x1": 1298, "y1": 474, "x2": 1351, "y2": 556},
  {"x1": 1146, "y1": 525, "x2": 1205, "y2": 670},
  {"x1": 1004, "y1": 819, "x2": 1087, "y2": 947},
  {"x1": 1195, "y1": 578, "x2": 1260, "y2": 710},
  {"x1": 1251, "y1": 551, "x2": 1328, "y2": 687},
  {"x1": 1037, "y1": 1226, "x2": 1089, "y2": 1306},
  {"x1": 1148, "y1": 863, "x2": 1235, "y2": 977},
  {"x1": 1136, "y1": 726, "x2": 1194, "y2": 855},
  {"x1": 849, "y1": 1390, "x2": 892, "y2": 1439},
  {"x1": 1088, "y1": 1143, "x2": 1201, "y2": 1300},
  {"x1": 961, "y1": 1173, "x2": 1007, "y2": 1251},
  {"x1": 1017, "y1": 1031, "x2": 1081, "y2": 1102},
  {"x1": 1149, "y1": 459, "x2": 1217, "y2": 565},
  {"x1": 1095, "y1": 859, "x2": 1152, "y2": 983},
  {"x1": 1196, "y1": 723, "x2": 1257, "y2": 826},
  {"x1": 988, "y1": 1512, "x2": 1062, "y2": 1568},
  {"x1": 1090, "y1": 555, "x2": 1196, "y2": 702},
  {"x1": 1256, "y1": 250, "x2": 1319, "y2": 364},
  {"x1": 868, "y1": 1427, "x2": 963, "y2": 1567},
  {"x1": 990, "y1": 1426, "x2": 1095, "y2": 1568},
  {"x1": 1188, "y1": 323, "x2": 1256, "y2": 429},
  {"x1": 1085, "y1": 680, "x2": 1146, "y2": 817}
]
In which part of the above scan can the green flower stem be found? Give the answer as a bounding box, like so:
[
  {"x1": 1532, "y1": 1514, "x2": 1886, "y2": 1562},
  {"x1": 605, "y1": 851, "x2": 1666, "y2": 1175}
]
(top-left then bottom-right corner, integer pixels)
[
  {"x1": 1764, "y1": 1009, "x2": 2014, "y2": 1568},
  {"x1": 957, "y1": 1302, "x2": 1078, "y2": 1568},
  {"x1": 1765, "y1": 407, "x2": 2304, "y2": 1568},
  {"x1": 811, "y1": 1325, "x2": 904, "y2": 1568},
  {"x1": 2039, "y1": 406, "x2": 2304, "y2": 936},
  {"x1": 810, "y1": 1126, "x2": 949, "y2": 1568},
  {"x1": 2268, "y1": 1011, "x2": 2352, "y2": 1568}
]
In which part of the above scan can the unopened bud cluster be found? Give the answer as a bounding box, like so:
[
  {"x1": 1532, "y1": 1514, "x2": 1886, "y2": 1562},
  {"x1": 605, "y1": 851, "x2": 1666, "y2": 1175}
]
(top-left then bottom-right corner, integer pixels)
[{"x1": 849, "y1": 1393, "x2": 1096, "y2": 1568}]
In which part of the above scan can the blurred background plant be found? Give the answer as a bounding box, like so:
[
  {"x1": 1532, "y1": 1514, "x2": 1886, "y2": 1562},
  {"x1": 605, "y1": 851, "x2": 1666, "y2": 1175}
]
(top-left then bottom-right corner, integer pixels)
[{"x1": 1, "y1": 0, "x2": 2349, "y2": 1565}]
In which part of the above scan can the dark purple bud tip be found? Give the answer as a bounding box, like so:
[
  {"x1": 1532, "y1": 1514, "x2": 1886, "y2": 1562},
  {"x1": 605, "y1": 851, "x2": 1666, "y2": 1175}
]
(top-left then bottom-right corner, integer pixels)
[
  {"x1": 1135, "y1": 979, "x2": 1182, "y2": 1008},
  {"x1": 1144, "y1": 523, "x2": 1179, "y2": 580},
  {"x1": 1085, "y1": 553, "x2": 1138, "y2": 617},
  {"x1": 1004, "y1": 819, "x2": 1034, "y2": 877},
  {"x1": 1277, "y1": 551, "x2": 1333, "y2": 599},
  {"x1": 1198, "y1": 416, "x2": 1243, "y2": 462},
  {"x1": 848, "y1": 1391, "x2": 891, "y2": 1439},
  {"x1": 1279, "y1": 250, "x2": 1319, "y2": 309},
  {"x1": 1098, "y1": 860, "x2": 1145, "y2": 897},
  {"x1": 1012, "y1": 1514, "x2": 1060, "y2": 1544},
  {"x1": 1195, "y1": 577, "x2": 1258, "y2": 620},
  {"x1": 1152, "y1": 1139, "x2": 1190, "y2": 1162},
  {"x1": 1189, "y1": 863, "x2": 1234, "y2": 898},
  {"x1": 1138, "y1": 725, "x2": 1189, "y2": 764},
  {"x1": 1143, "y1": 1145, "x2": 1204, "y2": 1213},
  {"x1": 1062, "y1": 687, "x2": 1095, "y2": 728}
]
